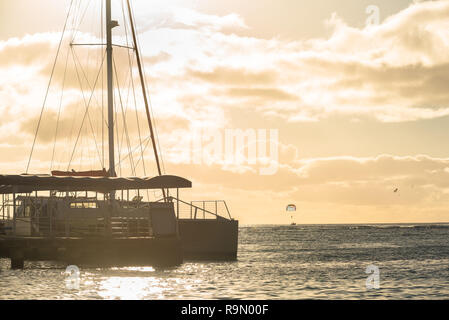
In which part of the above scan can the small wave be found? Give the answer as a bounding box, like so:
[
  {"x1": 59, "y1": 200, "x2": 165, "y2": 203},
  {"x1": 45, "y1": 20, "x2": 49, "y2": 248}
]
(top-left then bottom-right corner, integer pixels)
[{"x1": 346, "y1": 224, "x2": 449, "y2": 230}]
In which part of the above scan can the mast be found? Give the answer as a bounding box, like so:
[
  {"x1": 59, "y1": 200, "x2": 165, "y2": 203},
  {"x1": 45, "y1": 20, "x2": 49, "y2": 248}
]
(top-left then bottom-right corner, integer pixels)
[
  {"x1": 106, "y1": 0, "x2": 117, "y2": 179},
  {"x1": 126, "y1": 0, "x2": 166, "y2": 199}
]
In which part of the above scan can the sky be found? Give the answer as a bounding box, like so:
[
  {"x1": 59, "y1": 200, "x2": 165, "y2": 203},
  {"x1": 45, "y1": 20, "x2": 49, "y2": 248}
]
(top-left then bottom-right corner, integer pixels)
[{"x1": 1, "y1": 0, "x2": 449, "y2": 224}]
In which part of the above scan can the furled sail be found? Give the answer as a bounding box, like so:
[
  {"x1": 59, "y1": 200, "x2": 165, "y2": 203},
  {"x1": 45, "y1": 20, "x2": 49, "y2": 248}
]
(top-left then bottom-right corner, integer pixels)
[{"x1": 51, "y1": 169, "x2": 109, "y2": 177}]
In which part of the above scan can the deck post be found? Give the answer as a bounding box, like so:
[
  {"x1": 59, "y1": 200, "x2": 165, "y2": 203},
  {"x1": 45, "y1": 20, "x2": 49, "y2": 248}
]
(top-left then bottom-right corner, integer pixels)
[
  {"x1": 148, "y1": 197, "x2": 151, "y2": 237},
  {"x1": 65, "y1": 204, "x2": 69, "y2": 237},
  {"x1": 11, "y1": 249, "x2": 24, "y2": 269},
  {"x1": 176, "y1": 189, "x2": 179, "y2": 219},
  {"x1": 13, "y1": 192, "x2": 16, "y2": 236},
  {"x1": 49, "y1": 195, "x2": 53, "y2": 236},
  {"x1": 106, "y1": 199, "x2": 113, "y2": 237}
]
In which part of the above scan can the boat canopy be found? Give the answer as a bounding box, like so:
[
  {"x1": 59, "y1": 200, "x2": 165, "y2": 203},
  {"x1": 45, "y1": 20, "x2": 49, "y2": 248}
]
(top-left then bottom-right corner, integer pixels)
[{"x1": 0, "y1": 174, "x2": 192, "y2": 194}]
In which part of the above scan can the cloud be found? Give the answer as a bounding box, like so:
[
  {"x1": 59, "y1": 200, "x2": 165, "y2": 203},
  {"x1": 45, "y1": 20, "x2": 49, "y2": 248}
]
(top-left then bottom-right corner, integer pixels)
[
  {"x1": 162, "y1": 153, "x2": 449, "y2": 209},
  {"x1": 187, "y1": 67, "x2": 277, "y2": 85},
  {"x1": 0, "y1": 33, "x2": 57, "y2": 67},
  {"x1": 154, "y1": 0, "x2": 449, "y2": 123},
  {"x1": 132, "y1": 5, "x2": 248, "y2": 33},
  {"x1": 143, "y1": 51, "x2": 171, "y2": 65},
  {"x1": 225, "y1": 88, "x2": 297, "y2": 101},
  {"x1": 7, "y1": 1, "x2": 449, "y2": 129},
  {"x1": 3, "y1": 1, "x2": 449, "y2": 223}
]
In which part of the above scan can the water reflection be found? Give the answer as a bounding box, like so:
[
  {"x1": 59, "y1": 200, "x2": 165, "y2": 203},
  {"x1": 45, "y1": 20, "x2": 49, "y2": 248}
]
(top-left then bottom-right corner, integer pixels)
[
  {"x1": 98, "y1": 276, "x2": 164, "y2": 300},
  {"x1": 3, "y1": 225, "x2": 449, "y2": 299}
]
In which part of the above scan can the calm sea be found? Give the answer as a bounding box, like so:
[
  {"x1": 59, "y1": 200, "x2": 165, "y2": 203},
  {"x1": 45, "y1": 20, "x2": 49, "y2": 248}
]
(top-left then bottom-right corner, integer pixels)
[{"x1": 1, "y1": 224, "x2": 449, "y2": 299}]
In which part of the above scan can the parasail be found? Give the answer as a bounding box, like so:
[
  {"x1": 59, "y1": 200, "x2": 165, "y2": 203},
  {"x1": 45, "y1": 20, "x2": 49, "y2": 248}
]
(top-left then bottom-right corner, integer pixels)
[{"x1": 286, "y1": 204, "x2": 296, "y2": 212}]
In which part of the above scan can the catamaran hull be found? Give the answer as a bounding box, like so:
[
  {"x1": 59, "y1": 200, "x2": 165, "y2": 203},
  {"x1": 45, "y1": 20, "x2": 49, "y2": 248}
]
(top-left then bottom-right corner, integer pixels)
[
  {"x1": 0, "y1": 236, "x2": 183, "y2": 268},
  {"x1": 178, "y1": 218, "x2": 238, "y2": 260}
]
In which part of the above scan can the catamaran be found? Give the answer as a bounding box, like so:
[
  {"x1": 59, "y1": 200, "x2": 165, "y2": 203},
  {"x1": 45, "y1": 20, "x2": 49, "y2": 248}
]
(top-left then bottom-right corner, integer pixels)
[{"x1": 0, "y1": 0, "x2": 238, "y2": 268}]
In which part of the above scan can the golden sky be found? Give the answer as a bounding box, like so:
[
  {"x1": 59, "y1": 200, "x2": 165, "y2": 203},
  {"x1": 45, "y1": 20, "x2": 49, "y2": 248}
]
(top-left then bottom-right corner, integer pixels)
[{"x1": 1, "y1": 0, "x2": 449, "y2": 224}]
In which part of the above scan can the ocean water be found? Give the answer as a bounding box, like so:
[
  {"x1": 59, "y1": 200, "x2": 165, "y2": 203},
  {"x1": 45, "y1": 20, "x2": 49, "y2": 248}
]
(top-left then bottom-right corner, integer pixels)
[{"x1": 1, "y1": 224, "x2": 449, "y2": 300}]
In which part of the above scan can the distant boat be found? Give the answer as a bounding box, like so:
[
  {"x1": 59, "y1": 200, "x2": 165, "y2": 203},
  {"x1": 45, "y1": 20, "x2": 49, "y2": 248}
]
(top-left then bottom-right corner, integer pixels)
[{"x1": 290, "y1": 222, "x2": 296, "y2": 226}]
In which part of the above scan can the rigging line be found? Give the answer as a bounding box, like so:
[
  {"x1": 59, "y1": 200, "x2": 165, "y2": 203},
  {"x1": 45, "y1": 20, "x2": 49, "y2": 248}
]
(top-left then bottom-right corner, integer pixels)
[
  {"x1": 114, "y1": 88, "x2": 122, "y2": 176},
  {"x1": 67, "y1": 48, "x2": 106, "y2": 170},
  {"x1": 94, "y1": 0, "x2": 104, "y2": 171},
  {"x1": 117, "y1": 66, "x2": 134, "y2": 152},
  {"x1": 79, "y1": 125, "x2": 87, "y2": 171},
  {"x1": 114, "y1": 57, "x2": 132, "y2": 153},
  {"x1": 68, "y1": 0, "x2": 78, "y2": 45},
  {"x1": 126, "y1": 0, "x2": 164, "y2": 177},
  {"x1": 83, "y1": 1, "x2": 97, "y2": 89},
  {"x1": 84, "y1": 2, "x2": 94, "y2": 83},
  {"x1": 71, "y1": 47, "x2": 105, "y2": 168},
  {"x1": 79, "y1": 126, "x2": 84, "y2": 171},
  {"x1": 70, "y1": 0, "x2": 83, "y2": 43},
  {"x1": 127, "y1": 0, "x2": 165, "y2": 201},
  {"x1": 129, "y1": 53, "x2": 147, "y2": 175},
  {"x1": 128, "y1": 0, "x2": 166, "y2": 175},
  {"x1": 121, "y1": 0, "x2": 150, "y2": 199},
  {"x1": 117, "y1": 76, "x2": 133, "y2": 173},
  {"x1": 115, "y1": 134, "x2": 152, "y2": 170},
  {"x1": 120, "y1": 36, "x2": 134, "y2": 114},
  {"x1": 129, "y1": 5, "x2": 166, "y2": 175},
  {"x1": 121, "y1": 0, "x2": 147, "y2": 177},
  {"x1": 70, "y1": 43, "x2": 134, "y2": 50},
  {"x1": 141, "y1": 55, "x2": 166, "y2": 174},
  {"x1": 72, "y1": 46, "x2": 105, "y2": 119},
  {"x1": 61, "y1": 0, "x2": 80, "y2": 169},
  {"x1": 62, "y1": 60, "x2": 81, "y2": 172},
  {"x1": 71, "y1": 52, "x2": 104, "y2": 171},
  {"x1": 144, "y1": 71, "x2": 166, "y2": 174},
  {"x1": 26, "y1": 0, "x2": 75, "y2": 174},
  {"x1": 69, "y1": 48, "x2": 93, "y2": 170},
  {"x1": 71, "y1": 0, "x2": 92, "y2": 44},
  {"x1": 133, "y1": 137, "x2": 152, "y2": 169},
  {"x1": 152, "y1": 110, "x2": 166, "y2": 173},
  {"x1": 58, "y1": 1, "x2": 80, "y2": 170},
  {"x1": 111, "y1": 56, "x2": 136, "y2": 177},
  {"x1": 60, "y1": 2, "x2": 80, "y2": 171},
  {"x1": 101, "y1": 0, "x2": 105, "y2": 168},
  {"x1": 123, "y1": 63, "x2": 133, "y2": 113},
  {"x1": 114, "y1": 90, "x2": 123, "y2": 177},
  {"x1": 50, "y1": 44, "x2": 71, "y2": 172},
  {"x1": 113, "y1": 55, "x2": 136, "y2": 176}
]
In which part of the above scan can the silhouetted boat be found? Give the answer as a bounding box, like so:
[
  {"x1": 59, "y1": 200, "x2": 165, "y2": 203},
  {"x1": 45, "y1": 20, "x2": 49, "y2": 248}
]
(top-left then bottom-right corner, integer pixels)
[{"x1": 0, "y1": 0, "x2": 238, "y2": 269}]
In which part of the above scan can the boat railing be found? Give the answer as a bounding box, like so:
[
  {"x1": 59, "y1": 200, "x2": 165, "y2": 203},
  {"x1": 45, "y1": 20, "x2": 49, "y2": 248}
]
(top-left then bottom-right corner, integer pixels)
[
  {"x1": 0, "y1": 194, "x2": 155, "y2": 238},
  {"x1": 160, "y1": 196, "x2": 233, "y2": 220},
  {"x1": 0, "y1": 194, "x2": 13, "y2": 221},
  {"x1": 1, "y1": 214, "x2": 153, "y2": 238}
]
